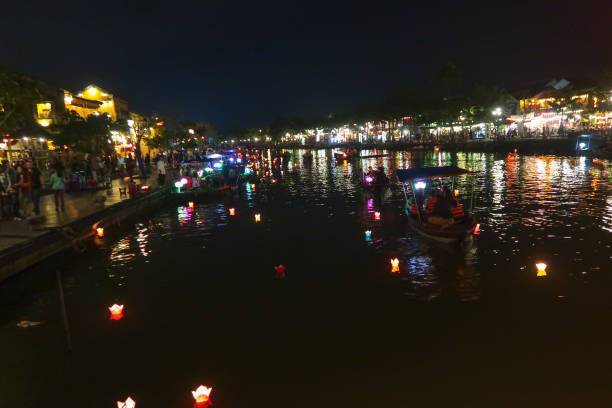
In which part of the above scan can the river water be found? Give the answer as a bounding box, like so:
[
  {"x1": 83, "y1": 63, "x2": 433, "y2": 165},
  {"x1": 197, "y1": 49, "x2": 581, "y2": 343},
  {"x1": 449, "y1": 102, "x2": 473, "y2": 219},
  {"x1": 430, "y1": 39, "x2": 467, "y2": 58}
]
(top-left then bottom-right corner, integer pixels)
[{"x1": 1, "y1": 150, "x2": 611, "y2": 407}]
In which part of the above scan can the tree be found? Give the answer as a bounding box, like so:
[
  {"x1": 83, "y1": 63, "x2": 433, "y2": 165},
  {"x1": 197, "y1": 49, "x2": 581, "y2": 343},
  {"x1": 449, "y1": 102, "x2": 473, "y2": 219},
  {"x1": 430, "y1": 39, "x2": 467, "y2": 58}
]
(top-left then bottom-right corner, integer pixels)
[
  {"x1": 54, "y1": 113, "x2": 114, "y2": 154},
  {"x1": 0, "y1": 69, "x2": 43, "y2": 135}
]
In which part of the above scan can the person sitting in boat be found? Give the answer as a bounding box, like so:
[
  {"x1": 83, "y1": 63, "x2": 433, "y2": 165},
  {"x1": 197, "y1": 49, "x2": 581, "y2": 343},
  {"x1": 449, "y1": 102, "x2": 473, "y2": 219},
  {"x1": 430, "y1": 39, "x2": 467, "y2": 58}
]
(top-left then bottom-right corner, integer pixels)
[
  {"x1": 427, "y1": 189, "x2": 456, "y2": 229},
  {"x1": 425, "y1": 190, "x2": 439, "y2": 214},
  {"x1": 410, "y1": 190, "x2": 425, "y2": 217},
  {"x1": 375, "y1": 167, "x2": 387, "y2": 185},
  {"x1": 444, "y1": 187, "x2": 464, "y2": 220}
]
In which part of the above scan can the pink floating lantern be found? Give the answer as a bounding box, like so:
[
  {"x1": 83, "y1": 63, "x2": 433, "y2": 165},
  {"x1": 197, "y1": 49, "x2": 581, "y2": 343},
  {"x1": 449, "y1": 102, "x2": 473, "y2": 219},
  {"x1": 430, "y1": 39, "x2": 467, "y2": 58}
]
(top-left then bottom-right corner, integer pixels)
[
  {"x1": 275, "y1": 264, "x2": 286, "y2": 279},
  {"x1": 390, "y1": 258, "x2": 400, "y2": 273},
  {"x1": 117, "y1": 397, "x2": 135, "y2": 408},
  {"x1": 192, "y1": 385, "x2": 213, "y2": 408},
  {"x1": 109, "y1": 304, "x2": 124, "y2": 321},
  {"x1": 374, "y1": 212, "x2": 381, "y2": 221}
]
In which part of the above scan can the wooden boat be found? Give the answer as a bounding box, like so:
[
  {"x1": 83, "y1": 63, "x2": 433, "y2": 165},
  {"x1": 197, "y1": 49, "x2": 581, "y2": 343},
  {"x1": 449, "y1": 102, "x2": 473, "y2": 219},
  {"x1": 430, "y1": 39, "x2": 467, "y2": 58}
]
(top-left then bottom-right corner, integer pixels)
[{"x1": 397, "y1": 166, "x2": 478, "y2": 244}]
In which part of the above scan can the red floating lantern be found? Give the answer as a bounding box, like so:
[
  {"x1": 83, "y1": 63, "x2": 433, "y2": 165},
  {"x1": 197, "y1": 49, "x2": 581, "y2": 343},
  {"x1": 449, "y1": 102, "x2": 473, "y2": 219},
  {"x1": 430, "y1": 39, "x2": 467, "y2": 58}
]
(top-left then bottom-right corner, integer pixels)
[
  {"x1": 96, "y1": 227, "x2": 105, "y2": 238},
  {"x1": 275, "y1": 264, "x2": 286, "y2": 279},
  {"x1": 192, "y1": 385, "x2": 213, "y2": 408},
  {"x1": 229, "y1": 208, "x2": 236, "y2": 216},
  {"x1": 434, "y1": 146, "x2": 440, "y2": 153},
  {"x1": 390, "y1": 258, "x2": 400, "y2": 273},
  {"x1": 117, "y1": 396, "x2": 135, "y2": 408},
  {"x1": 141, "y1": 185, "x2": 150, "y2": 191},
  {"x1": 473, "y1": 224, "x2": 480, "y2": 235},
  {"x1": 109, "y1": 304, "x2": 124, "y2": 320},
  {"x1": 374, "y1": 212, "x2": 381, "y2": 220}
]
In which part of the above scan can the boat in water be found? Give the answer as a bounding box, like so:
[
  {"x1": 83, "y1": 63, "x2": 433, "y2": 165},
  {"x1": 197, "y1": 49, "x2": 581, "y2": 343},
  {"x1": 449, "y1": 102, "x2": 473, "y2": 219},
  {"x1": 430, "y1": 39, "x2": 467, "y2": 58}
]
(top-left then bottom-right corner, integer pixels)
[{"x1": 397, "y1": 166, "x2": 478, "y2": 244}]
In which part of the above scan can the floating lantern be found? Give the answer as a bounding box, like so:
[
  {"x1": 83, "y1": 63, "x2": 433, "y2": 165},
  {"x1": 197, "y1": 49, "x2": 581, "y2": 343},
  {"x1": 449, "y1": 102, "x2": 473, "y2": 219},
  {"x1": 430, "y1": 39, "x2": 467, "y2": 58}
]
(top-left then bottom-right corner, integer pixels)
[
  {"x1": 434, "y1": 146, "x2": 440, "y2": 153},
  {"x1": 254, "y1": 213, "x2": 261, "y2": 222},
  {"x1": 272, "y1": 179, "x2": 277, "y2": 183},
  {"x1": 229, "y1": 208, "x2": 236, "y2": 216},
  {"x1": 96, "y1": 227, "x2": 104, "y2": 238},
  {"x1": 141, "y1": 185, "x2": 150, "y2": 191},
  {"x1": 117, "y1": 397, "x2": 135, "y2": 408},
  {"x1": 374, "y1": 212, "x2": 381, "y2": 220},
  {"x1": 454, "y1": 189, "x2": 459, "y2": 197},
  {"x1": 192, "y1": 385, "x2": 213, "y2": 408},
  {"x1": 188, "y1": 201, "x2": 194, "y2": 209},
  {"x1": 415, "y1": 181, "x2": 426, "y2": 189},
  {"x1": 536, "y1": 263, "x2": 547, "y2": 277},
  {"x1": 468, "y1": 167, "x2": 473, "y2": 172},
  {"x1": 109, "y1": 304, "x2": 124, "y2": 320},
  {"x1": 390, "y1": 258, "x2": 400, "y2": 273},
  {"x1": 513, "y1": 148, "x2": 518, "y2": 154},
  {"x1": 251, "y1": 184, "x2": 256, "y2": 190},
  {"x1": 364, "y1": 230, "x2": 372, "y2": 242},
  {"x1": 275, "y1": 264, "x2": 286, "y2": 279},
  {"x1": 365, "y1": 176, "x2": 374, "y2": 183},
  {"x1": 473, "y1": 224, "x2": 480, "y2": 235}
]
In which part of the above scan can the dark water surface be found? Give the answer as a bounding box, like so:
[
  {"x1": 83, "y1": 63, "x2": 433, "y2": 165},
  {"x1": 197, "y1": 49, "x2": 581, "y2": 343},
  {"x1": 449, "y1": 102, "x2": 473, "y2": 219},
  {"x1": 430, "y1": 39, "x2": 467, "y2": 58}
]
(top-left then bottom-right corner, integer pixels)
[{"x1": 1, "y1": 150, "x2": 611, "y2": 407}]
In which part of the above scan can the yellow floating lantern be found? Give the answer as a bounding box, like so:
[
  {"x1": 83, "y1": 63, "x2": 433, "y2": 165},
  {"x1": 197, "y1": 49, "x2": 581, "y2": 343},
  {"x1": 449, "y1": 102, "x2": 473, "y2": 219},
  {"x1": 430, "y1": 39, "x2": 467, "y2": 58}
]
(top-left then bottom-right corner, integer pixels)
[
  {"x1": 96, "y1": 227, "x2": 105, "y2": 238},
  {"x1": 255, "y1": 213, "x2": 261, "y2": 222},
  {"x1": 536, "y1": 263, "x2": 547, "y2": 277},
  {"x1": 390, "y1": 258, "x2": 400, "y2": 273},
  {"x1": 188, "y1": 201, "x2": 194, "y2": 209},
  {"x1": 117, "y1": 397, "x2": 135, "y2": 408},
  {"x1": 229, "y1": 208, "x2": 236, "y2": 216}
]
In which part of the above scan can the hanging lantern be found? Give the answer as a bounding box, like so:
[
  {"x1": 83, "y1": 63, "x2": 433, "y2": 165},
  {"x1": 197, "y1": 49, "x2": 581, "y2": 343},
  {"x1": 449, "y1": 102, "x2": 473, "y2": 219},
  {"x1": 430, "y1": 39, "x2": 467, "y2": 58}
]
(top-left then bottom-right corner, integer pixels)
[
  {"x1": 188, "y1": 201, "x2": 194, "y2": 209},
  {"x1": 374, "y1": 212, "x2": 381, "y2": 220},
  {"x1": 275, "y1": 264, "x2": 286, "y2": 279},
  {"x1": 96, "y1": 227, "x2": 105, "y2": 238},
  {"x1": 254, "y1": 213, "x2": 261, "y2": 222},
  {"x1": 390, "y1": 258, "x2": 400, "y2": 273},
  {"x1": 364, "y1": 230, "x2": 372, "y2": 242},
  {"x1": 192, "y1": 385, "x2": 213, "y2": 408},
  {"x1": 109, "y1": 304, "x2": 124, "y2": 320},
  {"x1": 229, "y1": 208, "x2": 236, "y2": 216},
  {"x1": 536, "y1": 263, "x2": 547, "y2": 277},
  {"x1": 117, "y1": 397, "x2": 135, "y2": 408}
]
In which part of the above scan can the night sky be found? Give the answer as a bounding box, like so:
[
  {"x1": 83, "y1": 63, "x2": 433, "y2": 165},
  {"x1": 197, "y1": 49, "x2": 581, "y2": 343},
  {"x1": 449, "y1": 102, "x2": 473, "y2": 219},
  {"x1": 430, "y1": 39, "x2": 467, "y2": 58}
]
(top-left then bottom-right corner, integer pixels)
[{"x1": 2, "y1": 0, "x2": 611, "y2": 130}]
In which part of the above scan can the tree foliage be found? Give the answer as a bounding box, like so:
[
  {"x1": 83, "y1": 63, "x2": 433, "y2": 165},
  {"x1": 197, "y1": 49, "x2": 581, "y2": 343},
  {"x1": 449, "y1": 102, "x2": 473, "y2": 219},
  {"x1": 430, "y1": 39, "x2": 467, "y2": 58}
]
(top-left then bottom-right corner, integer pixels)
[
  {"x1": 0, "y1": 69, "x2": 43, "y2": 135},
  {"x1": 54, "y1": 113, "x2": 114, "y2": 154}
]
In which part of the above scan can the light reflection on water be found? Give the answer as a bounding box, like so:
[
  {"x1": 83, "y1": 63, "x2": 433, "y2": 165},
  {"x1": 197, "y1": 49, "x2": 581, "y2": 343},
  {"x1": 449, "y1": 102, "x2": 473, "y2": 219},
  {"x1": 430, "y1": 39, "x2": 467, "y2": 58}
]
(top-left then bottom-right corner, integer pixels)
[{"x1": 102, "y1": 150, "x2": 610, "y2": 302}]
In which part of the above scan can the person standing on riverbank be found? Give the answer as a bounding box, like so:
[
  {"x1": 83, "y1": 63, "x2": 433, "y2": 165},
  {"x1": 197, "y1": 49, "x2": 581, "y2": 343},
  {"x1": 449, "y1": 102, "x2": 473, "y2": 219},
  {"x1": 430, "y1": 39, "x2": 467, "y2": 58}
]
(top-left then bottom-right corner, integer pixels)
[
  {"x1": 157, "y1": 156, "x2": 166, "y2": 186},
  {"x1": 50, "y1": 168, "x2": 66, "y2": 212},
  {"x1": 28, "y1": 162, "x2": 44, "y2": 216}
]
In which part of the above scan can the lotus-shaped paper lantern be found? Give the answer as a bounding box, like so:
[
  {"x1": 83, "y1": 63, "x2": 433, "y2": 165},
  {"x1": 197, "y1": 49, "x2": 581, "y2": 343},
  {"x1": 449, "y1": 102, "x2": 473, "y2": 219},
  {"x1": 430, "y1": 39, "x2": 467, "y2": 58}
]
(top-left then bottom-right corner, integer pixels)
[
  {"x1": 390, "y1": 258, "x2": 400, "y2": 273},
  {"x1": 109, "y1": 304, "x2": 124, "y2": 320},
  {"x1": 192, "y1": 385, "x2": 213, "y2": 407}
]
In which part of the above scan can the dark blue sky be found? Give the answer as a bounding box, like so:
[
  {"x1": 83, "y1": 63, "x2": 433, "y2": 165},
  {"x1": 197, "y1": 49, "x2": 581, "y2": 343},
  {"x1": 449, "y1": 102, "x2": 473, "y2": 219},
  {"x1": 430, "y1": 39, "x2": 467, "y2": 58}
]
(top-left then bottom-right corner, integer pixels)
[{"x1": 2, "y1": 0, "x2": 610, "y2": 130}]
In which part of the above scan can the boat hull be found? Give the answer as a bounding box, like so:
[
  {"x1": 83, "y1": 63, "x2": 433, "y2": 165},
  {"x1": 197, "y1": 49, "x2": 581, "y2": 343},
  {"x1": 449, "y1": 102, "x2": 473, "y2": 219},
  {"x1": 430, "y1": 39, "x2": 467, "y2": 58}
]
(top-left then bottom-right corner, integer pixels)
[{"x1": 406, "y1": 212, "x2": 476, "y2": 243}]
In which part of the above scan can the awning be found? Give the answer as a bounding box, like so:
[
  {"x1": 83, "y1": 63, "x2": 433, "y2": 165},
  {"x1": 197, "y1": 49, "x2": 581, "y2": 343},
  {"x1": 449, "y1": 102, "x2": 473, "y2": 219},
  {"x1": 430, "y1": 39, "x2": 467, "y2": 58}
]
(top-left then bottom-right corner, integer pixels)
[{"x1": 396, "y1": 166, "x2": 470, "y2": 182}]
